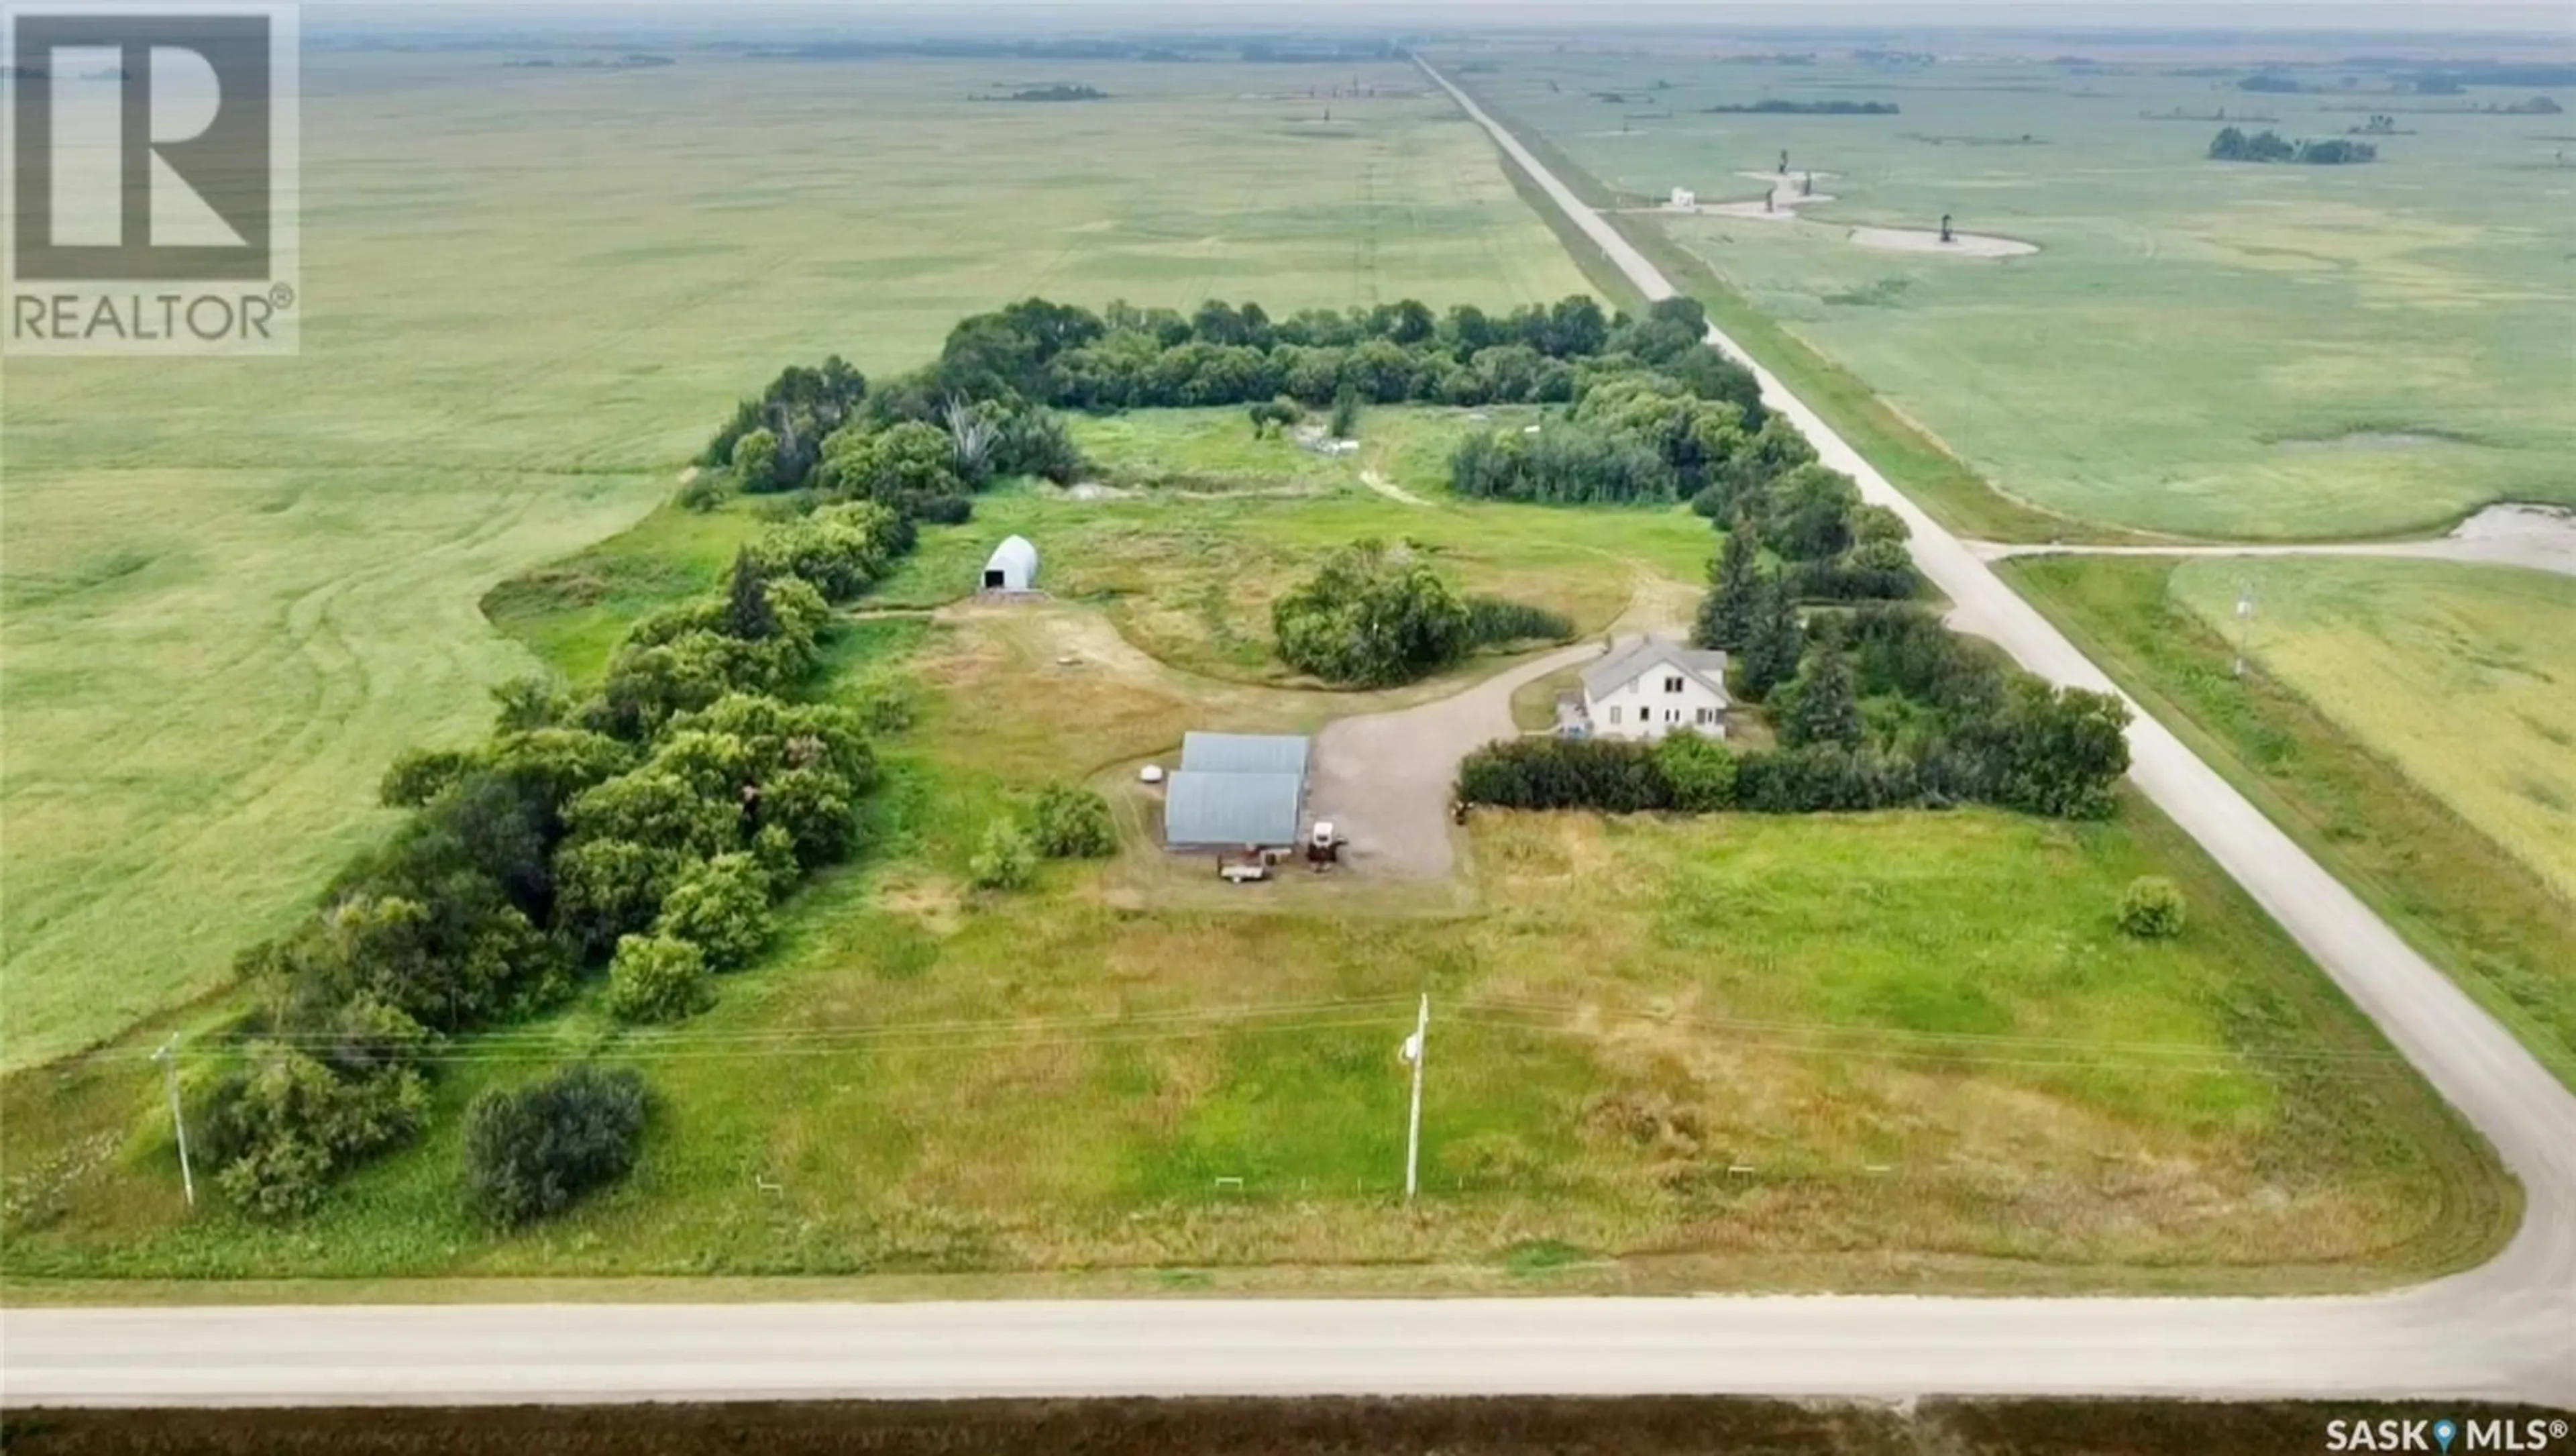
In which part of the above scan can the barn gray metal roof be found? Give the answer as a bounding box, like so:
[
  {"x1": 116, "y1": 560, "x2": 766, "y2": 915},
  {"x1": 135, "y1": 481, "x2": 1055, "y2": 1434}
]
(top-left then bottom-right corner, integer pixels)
[
  {"x1": 1163, "y1": 770, "x2": 1305, "y2": 848},
  {"x1": 1179, "y1": 731, "x2": 1311, "y2": 778}
]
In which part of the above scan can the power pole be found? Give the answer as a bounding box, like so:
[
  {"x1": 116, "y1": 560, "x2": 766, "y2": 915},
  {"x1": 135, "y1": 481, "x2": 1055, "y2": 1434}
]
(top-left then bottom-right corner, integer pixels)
[
  {"x1": 2233, "y1": 579, "x2": 2260, "y2": 678},
  {"x1": 152, "y1": 1035, "x2": 195, "y2": 1209},
  {"x1": 1401, "y1": 994, "x2": 1429, "y2": 1202}
]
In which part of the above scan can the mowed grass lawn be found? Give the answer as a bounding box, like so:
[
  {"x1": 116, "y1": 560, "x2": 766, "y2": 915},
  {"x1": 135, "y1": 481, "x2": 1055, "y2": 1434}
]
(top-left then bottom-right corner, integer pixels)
[
  {"x1": 1458, "y1": 54, "x2": 2575, "y2": 539},
  {"x1": 0, "y1": 487, "x2": 2507, "y2": 1289},
  {"x1": 0, "y1": 55, "x2": 1591, "y2": 1070}
]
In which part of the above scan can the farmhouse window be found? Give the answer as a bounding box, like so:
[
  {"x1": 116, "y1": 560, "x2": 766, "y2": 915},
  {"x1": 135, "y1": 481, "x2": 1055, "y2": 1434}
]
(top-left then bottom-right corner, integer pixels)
[
  {"x1": 1697, "y1": 708, "x2": 1716, "y2": 726},
  {"x1": 1609, "y1": 706, "x2": 1621, "y2": 726},
  {"x1": 1664, "y1": 675, "x2": 1684, "y2": 693}
]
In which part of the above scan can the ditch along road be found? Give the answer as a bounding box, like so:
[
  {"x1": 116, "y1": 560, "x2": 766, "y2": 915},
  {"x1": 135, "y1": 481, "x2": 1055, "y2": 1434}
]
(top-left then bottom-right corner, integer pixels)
[{"x1": 2, "y1": 74, "x2": 2571, "y2": 1417}]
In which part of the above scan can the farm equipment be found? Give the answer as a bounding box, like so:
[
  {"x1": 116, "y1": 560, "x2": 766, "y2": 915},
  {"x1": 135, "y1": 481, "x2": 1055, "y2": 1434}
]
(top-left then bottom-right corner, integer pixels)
[
  {"x1": 1217, "y1": 845, "x2": 1275, "y2": 884},
  {"x1": 1305, "y1": 821, "x2": 1347, "y2": 868}
]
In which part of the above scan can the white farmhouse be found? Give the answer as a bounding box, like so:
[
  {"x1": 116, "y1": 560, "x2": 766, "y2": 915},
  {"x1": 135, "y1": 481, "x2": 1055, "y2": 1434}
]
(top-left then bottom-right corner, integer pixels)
[
  {"x1": 1668, "y1": 186, "x2": 1697, "y2": 209},
  {"x1": 1568, "y1": 635, "x2": 1729, "y2": 741}
]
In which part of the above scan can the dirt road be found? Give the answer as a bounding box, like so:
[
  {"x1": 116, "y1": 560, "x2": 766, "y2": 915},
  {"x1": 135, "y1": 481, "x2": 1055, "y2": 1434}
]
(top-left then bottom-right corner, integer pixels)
[
  {"x1": 1307, "y1": 639, "x2": 1604, "y2": 878},
  {"x1": 1969, "y1": 503, "x2": 2576, "y2": 580}
]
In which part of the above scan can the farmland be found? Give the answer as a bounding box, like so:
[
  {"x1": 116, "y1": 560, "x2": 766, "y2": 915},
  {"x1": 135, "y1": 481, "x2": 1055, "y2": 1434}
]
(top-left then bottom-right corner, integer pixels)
[
  {"x1": 0, "y1": 30, "x2": 2540, "y2": 1304},
  {"x1": 0, "y1": 421, "x2": 2509, "y2": 1290},
  {"x1": 2169, "y1": 559, "x2": 2576, "y2": 898},
  {"x1": 1447, "y1": 50, "x2": 2574, "y2": 540},
  {"x1": 1438, "y1": 46, "x2": 2576, "y2": 1084},
  {"x1": 0, "y1": 52, "x2": 1589, "y2": 1070}
]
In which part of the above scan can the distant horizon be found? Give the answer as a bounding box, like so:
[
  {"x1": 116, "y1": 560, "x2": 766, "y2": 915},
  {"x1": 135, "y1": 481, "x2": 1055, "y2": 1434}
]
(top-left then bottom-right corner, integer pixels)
[{"x1": 287, "y1": 1, "x2": 2574, "y2": 42}]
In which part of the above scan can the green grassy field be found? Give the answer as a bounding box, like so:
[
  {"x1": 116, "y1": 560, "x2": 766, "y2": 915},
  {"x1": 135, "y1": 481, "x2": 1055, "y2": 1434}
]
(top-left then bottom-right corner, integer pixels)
[
  {"x1": 911, "y1": 407, "x2": 1711, "y2": 680},
  {"x1": 0, "y1": 445, "x2": 2508, "y2": 1288},
  {"x1": 1448, "y1": 50, "x2": 2575, "y2": 539},
  {"x1": 0, "y1": 54, "x2": 1591, "y2": 1070},
  {"x1": 2002, "y1": 554, "x2": 2576, "y2": 1091}
]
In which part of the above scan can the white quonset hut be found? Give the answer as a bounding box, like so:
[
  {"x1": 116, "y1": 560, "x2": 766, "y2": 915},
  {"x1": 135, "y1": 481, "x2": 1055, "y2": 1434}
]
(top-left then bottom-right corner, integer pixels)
[{"x1": 981, "y1": 535, "x2": 1038, "y2": 592}]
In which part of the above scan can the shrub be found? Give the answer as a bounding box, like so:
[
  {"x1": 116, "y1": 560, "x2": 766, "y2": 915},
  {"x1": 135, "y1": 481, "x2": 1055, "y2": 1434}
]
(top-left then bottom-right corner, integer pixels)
[
  {"x1": 1463, "y1": 596, "x2": 1575, "y2": 647},
  {"x1": 1247, "y1": 397, "x2": 1301, "y2": 437},
  {"x1": 606, "y1": 933, "x2": 712, "y2": 1024},
  {"x1": 199, "y1": 1015, "x2": 431, "y2": 1220},
  {"x1": 848, "y1": 673, "x2": 916, "y2": 735},
  {"x1": 1328, "y1": 386, "x2": 1363, "y2": 439},
  {"x1": 378, "y1": 747, "x2": 476, "y2": 809},
  {"x1": 460, "y1": 1065, "x2": 647, "y2": 1228},
  {"x1": 676, "y1": 470, "x2": 726, "y2": 513},
  {"x1": 1457, "y1": 737, "x2": 1674, "y2": 813},
  {"x1": 2118, "y1": 876, "x2": 2188, "y2": 939},
  {"x1": 652, "y1": 853, "x2": 774, "y2": 970},
  {"x1": 1654, "y1": 731, "x2": 1739, "y2": 812},
  {"x1": 1028, "y1": 782, "x2": 1118, "y2": 859},
  {"x1": 970, "y1": 817, "x2": 1036, "y2": 890},
  {"x1": 729, "y1": 427, "x2": 780, "y2": 492}
]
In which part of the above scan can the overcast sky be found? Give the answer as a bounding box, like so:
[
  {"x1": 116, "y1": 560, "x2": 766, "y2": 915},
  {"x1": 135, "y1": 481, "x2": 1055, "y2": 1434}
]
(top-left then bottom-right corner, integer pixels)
[{"x1": 293, "y1": 1, "x2": 2570, "y2": 36}]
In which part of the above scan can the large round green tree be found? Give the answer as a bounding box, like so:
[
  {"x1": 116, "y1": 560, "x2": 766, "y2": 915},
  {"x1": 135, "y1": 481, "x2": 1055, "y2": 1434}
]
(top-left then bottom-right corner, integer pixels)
[{"x1": 1271, "y1": 539, "x2": 1472, "y2": 687}]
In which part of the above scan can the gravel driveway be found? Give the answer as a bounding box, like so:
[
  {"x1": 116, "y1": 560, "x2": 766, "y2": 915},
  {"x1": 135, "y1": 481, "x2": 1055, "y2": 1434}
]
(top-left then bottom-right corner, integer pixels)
[{"x1": 1307, "y1": 639, "x2": 1605, "y2": 879}]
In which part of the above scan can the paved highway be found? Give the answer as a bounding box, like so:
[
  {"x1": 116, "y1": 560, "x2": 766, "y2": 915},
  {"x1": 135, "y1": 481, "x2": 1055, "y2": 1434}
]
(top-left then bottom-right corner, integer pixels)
[{"x1": 3, "y1": 60, "x2": 2569, "y2": 1412}]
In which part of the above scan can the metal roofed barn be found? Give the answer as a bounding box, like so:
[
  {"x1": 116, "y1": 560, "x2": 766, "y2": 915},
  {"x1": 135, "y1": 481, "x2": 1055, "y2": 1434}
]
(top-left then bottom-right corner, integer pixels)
[
  {"x1": 1163, "y1": 732, "x2": 1312, "y2": 849},
  {"x1": 1179, "y1": 731, "x2": 1311, "y2": 777},
  {"x1": 1163, "y1": 771, "x2": 1306, "y2": 849}
]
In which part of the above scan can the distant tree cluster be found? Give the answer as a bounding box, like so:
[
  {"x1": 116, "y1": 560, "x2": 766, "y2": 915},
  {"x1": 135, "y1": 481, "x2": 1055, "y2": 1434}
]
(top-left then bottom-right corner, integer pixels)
[
  {"x1": 1703, "y1": 99, "x2": 1899, "y2": 115},
  {"x1": 195, "y1": 492, "x2": 921, "y2": 1219},
  {"x1": 2208, "y1": 126, "x2": 2377, "y2": 164},
  {"x1": 504, "y1": 53, "x2": 673, "y2": 70},
  {"x1": 1000, "y1": 84, "x2": 1106, "y2": 102},
  {"x1": 1460, "y1": 603, "x2": 2131, "y2": 821},
  {"x1": 2236, "y1": 74, "x2": 2305, "y2": 94}
]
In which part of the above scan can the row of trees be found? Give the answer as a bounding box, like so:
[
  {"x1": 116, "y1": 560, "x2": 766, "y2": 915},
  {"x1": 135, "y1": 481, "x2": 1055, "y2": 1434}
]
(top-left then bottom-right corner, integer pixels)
[
  {"x1": 196, "y1": 501, "x2": 921, "y2": 1219},
  {"x1": 1441, "y1": 299, "x2": 1914, "y2": 606},
  {"x1": 887, "y1": 293, "x2": 1770, "y2": 421},
  {"x1": 1461, "y1": 603, "x2": 2130, "y2": 821}
]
